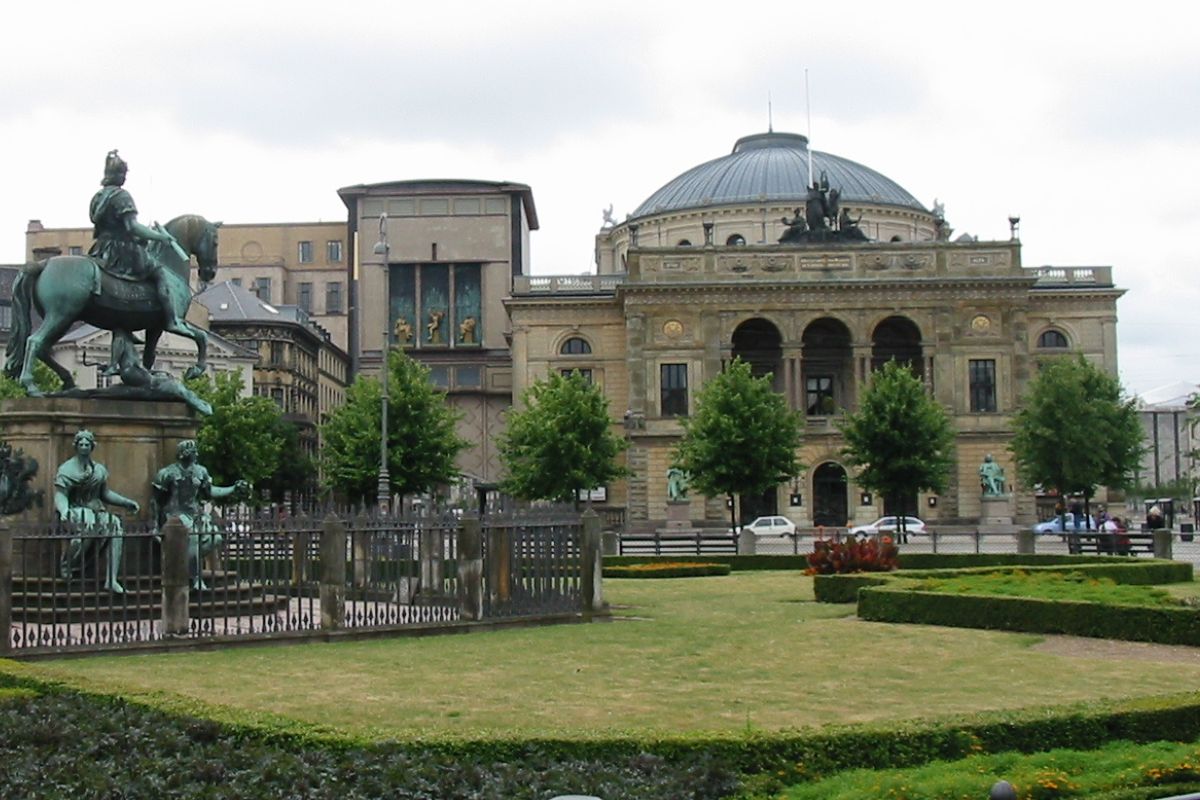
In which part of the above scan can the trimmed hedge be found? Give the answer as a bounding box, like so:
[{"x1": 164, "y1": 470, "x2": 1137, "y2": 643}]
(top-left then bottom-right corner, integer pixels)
[
  {"x1": 4, "y1": 671, "x2": 1200, "y2": 796},
  {"x1": 858, "y1": 585, "x2": 1200, "y2": 646},
  {"x1": 814, "y1": 556, "x2": 1193, "y2": 604},
  {"x1": 604, "y1": 562, "x2": 731, "y2": 578},
  {"x1": 897, "y1": 552, "x2": 1146, "y2": 570},
  {"x1": 605, "y1": 555, "x2": 808, "y2": 571}
]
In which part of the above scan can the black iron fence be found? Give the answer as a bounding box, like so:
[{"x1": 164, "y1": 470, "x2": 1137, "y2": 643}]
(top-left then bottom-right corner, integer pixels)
[{"x1": 0, "y1": 507, "x2": 603, "y2": 657}]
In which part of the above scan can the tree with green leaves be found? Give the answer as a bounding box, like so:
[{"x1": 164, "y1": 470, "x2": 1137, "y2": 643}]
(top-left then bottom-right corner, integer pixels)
[
  {"x1": 186, "y1": 371, "x2": 286, "y2": 491},
  {"x1": 0, "y1": 361, "x2": 63, "y2": 399},
  {"x1": 672, "y1": 358, "x2": 804, "y2": 534},
  {"x1": 1010, "y1": 355, "x2": 1143, "y2": 525},
  {"x1": 498, "y1": 370, "x2": 629, "y2": 505},
  {"x1": 321, "y1": 349, "x2": 468, "y2": 504},
  {"x1": 839, "y1": 360, "x2": 955, "y2": 537},
  {"x1": 262, "y1": 416, "x2": 318, "y2": 508}
]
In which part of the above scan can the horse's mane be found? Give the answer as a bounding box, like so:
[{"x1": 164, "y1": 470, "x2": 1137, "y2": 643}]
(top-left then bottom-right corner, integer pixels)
[{"x1": 165, "y1": 214, "x2": 207, "y2": 250}]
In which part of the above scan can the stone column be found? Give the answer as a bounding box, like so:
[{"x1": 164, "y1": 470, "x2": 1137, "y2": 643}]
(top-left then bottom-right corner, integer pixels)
[
  {"x1": 0, "y1": 521, "x2": 11, "y2": 656},
  {"x1": 320, "y1": 513, "x2": 347, "y2": 630},
  {"x1": 487, "y1": 525, "x2": 512, "y2": 606},
  {"x1": 457, "y1": 517, "x2": 483, "y2": 621},
  {"x1": 160, "y1": 515, "x2": 190, "y2": 637},
  {"x1": 580, "y1": 510, "x2": 605, "y2": 616},
  {"x1": 1153, "y1": 529, "x2": 1174, "y2": 560}
]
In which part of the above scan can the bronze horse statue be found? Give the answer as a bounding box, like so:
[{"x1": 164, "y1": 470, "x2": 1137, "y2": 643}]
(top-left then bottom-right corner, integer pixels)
[{"x1": 4, "y1": 214, "x2": 219, "y2": 395}]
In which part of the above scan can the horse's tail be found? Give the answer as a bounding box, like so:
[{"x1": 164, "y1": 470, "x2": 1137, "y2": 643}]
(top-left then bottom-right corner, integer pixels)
[{"x1": 3, "y1": 266, "x2": 38, "y2": 378}]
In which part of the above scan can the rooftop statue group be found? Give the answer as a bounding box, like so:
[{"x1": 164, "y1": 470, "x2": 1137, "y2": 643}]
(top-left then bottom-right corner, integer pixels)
[
  {"x1": 4, "y1": 150, "x2": 221, "y2": 415},
  {"x1": 778, "y1": 170, "x2": 869, "y2": 245},
  {"x1": 57, "y1": 431, "x2": 249, "y2": 593}
]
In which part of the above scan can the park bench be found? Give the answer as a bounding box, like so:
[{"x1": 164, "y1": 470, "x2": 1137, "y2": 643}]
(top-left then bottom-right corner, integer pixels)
[
  {"x1": 1065, "y1": 531, "x2": 1155, "y2": 557},
  {"x1": 618, "y1": 531, "x2": 738, "y2": 556}
]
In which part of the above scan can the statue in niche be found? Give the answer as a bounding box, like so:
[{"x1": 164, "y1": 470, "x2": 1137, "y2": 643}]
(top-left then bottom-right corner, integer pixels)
[
  {"x1": 459, "y1": 316, "x2": 477, "y2": 344},
  {"x1": 978, "y1": 454, "x2": 1006, "y2": 496},
  {"x1": 426, "y1": 309, "x2": 445, "y2": 344},
  {"x1": 393, "y1": 316, "x2": 413, "y2": 345},
  {"x1": 56, "y1": 430, "x2": 140, "y2": 593},
  {"x1": 666, "y1": 467, "x2": 690, "y2": 502}
]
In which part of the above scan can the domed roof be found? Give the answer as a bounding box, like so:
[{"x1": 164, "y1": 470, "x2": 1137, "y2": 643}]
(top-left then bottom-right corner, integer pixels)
[{"x1": 630, "y1": 132, "x2": 926, "y2": 219}]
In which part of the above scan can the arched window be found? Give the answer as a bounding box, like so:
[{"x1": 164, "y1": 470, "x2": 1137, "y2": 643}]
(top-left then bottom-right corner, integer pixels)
[
  {"x1": 726, "y1": 233, "x2": 746, "y2": 246},
  {"x1": 889, "y1": 235, "x2": 903, "y2": 243},
  {"x1": 677, "y1": 239, "x2": 692, "y2": 247},
  {"x1": 1037, "y1": 329, "x2": 1069, "y2": 349},
  {"x1": 560, "y1": 336, "x2": 592, "y2": 355}
]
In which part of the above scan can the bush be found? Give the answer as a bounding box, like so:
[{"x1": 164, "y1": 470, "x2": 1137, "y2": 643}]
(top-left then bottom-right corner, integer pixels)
[
  {"x1": 604, "y1": 562, "x2": 731, "y2": 578},
  {"x1": 806, "y1": 537, "x2": 899, "y2": 575}
]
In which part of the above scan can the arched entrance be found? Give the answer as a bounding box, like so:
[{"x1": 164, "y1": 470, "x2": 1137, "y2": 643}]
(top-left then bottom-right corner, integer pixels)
[
  {"x1": 871, "y1": 316, "x2": 923, "y2": 378},
  {"x1": 812, "y1": 462, "x2": 848, "y2": 527},
  {"x1": 731, "y1": 318, "x2": 783, "y2": 392},
  {"x1": 801, "y1": 317, "x2": 852, "y2": 415}
]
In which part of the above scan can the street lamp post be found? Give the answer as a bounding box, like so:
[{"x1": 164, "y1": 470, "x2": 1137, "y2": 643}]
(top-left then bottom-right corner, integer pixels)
[{"x1": 373, "y1": 213, "x2": 391, "y2": 513}]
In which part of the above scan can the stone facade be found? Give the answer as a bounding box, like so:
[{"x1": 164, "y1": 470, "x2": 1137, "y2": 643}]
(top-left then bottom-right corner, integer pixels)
[{"x1": 338, "y1": 180, "x2": 537, "y2": 484}]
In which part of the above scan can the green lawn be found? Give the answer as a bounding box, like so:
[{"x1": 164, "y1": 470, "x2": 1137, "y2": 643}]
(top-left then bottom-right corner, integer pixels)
[{"x1": 16, "y1": 573, "x2": 1200, "y2": 741}]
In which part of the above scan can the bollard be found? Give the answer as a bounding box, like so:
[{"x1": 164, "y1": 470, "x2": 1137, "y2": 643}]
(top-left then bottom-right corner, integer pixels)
[
  {"x1": 457, "y1": 517, "x2": 483, "y2": 621},
  {"x1": 160, "y1": 515, "x2": 190, "y2": 636},
  {"x1": 989, "y1": 780, "x2": 1017, "y2": 800},
  {"x1": 738, "y1": 528, "x2": 757, "y2": 555},
  {"x1": 320, "y1": 513, "x2": 347, "y2": 630},
  {"x1": 1153, "y1": 529, "x2": 1174, "y2": 560},
  {"x1": 1016, "y1": 529, "x2": 1035, "y2": 555}
]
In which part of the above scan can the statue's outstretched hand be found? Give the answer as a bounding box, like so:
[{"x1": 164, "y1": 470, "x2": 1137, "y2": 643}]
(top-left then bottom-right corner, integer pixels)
[{"x1": 127, "y1": 500, "x2": 140, "y2": 514}]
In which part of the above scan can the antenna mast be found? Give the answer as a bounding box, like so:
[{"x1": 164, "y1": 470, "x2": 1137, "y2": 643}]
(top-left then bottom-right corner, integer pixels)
[{"x1": 805, "y1": 69, "x2": 814, "y2": 186}]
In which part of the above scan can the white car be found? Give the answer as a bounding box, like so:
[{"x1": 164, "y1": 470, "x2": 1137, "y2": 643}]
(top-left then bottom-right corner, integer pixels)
[
  {"x1": 734, "y1": 516, "x2": 798, "y2": 537},
  {"x1": 849, "y1": 516, "x2": 927, "y2": 537}
]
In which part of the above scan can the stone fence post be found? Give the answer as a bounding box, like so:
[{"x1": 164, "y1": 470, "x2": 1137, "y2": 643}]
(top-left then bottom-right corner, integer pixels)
[
  {"x1": 160, "y1": 515, "x2": 190, "y2": 637},
  {"x1": 1016, "y1": 529, "x2": 1035, "y2": 555},
  {"x1": 581, "y1": 510, "x2": 605, "y2": 616},
  {"x1": 418, "y1": 526, "x2": 444, "y2": 601},
  {"x1": 457, "y1": 516, "x2": 483, "y2": 621},
  {"x1": 486, "y1": 524, "x2": 512, "y2": 607},
  {"x1": 0, "y1": 521, "x2": 11, "y2": 656},
  {"x1": 320, "y1": 513, "x2": 347, "y2": 630},
  {"x1": 1152, "y1": 529, "x2": 1174, "y2": 560}
]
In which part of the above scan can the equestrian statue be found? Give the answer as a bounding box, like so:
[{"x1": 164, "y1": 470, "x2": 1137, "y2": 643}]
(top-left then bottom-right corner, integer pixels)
[{"x1": 4, "y1": 150, "x2": 220, "y2": 410}]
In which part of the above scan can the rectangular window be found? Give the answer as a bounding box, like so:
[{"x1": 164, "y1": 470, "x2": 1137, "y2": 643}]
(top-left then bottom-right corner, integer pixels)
[
  {"x1": 660, "y1": 363, "x2": 688, "y2": 417},
  {"x1": 298, "y1": 282, "x2": 313, "y2": 312},
  {"x1": 561, "y1": 368, "x2": 593, "y2": 383},
  {"x1": 325, "y1": 282, "x2": 343, "y2": 314},
  {"x1": 326, "y1": 240, "x2": 343, "y2": 262},
  {"x1": 271, "y1": 387, "x2": 284, "y2": 408},
  {"x1": 254, "y1": 277, "x2": 271, "y2": 302},
  {"x1": 270, "y1": 341, "x2": 285, "y2": 366},
  {"x1": 969, "y1": 359, "x2": 997, "y2": 412},
  {"x1": 428, "y1": 366, "x2": 449, "y2": 388},
  {"x1": 298, "y1": 241, "x2": 313, "y2": 263},
  {"x1": 68, "y1": 246, "x2": 83, "y2": 256},
  {"x1": 806, "y1": 375, "x2": 835, "y2": 415},
  {"x1": 230, "y1": 277, "x2": 242, "y2": 287},
  {"x1": 0, "y1": 304, "x2": 11, "y2": 330}
]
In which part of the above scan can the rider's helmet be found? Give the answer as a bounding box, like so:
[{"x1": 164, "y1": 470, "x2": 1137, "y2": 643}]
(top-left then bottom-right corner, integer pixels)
[{"x1": 102, "y1": 150, "x2": 128, "y2": 186}]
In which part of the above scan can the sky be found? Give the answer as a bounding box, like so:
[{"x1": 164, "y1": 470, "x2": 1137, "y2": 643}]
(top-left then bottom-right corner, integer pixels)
[{"x1": 2, "y1": 1, "x2": 1196, "y2": 397}]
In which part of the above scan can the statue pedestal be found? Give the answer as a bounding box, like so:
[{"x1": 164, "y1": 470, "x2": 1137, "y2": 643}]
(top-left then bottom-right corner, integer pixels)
[
  {"x1": 664, "y1": 499, "x2": 692, "y2": 530},
  {"x1": 0, "y1": 396, "x2": 199, "y2": 576},
  {"x1": 979, "y1": 494, "x2": 1017, "y2": 532}
]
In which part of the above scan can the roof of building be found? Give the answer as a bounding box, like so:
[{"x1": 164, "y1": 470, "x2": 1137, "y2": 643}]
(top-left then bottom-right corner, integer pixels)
[
  {"x1": 337, "y1": 178, "x2": 539, "y2": 230},
  {"x1": 630, "y1": 132, "x2": 926, "y2": 220},
  {"x1": 52, "y1": 321, "x2": 259, "y2": 359},
  {"x1": 196, "y1": 281, "x2": 346, "y2": 354},
  {"x1": 1137, "y1": 381, "x2": 1198, "y2": 409}
]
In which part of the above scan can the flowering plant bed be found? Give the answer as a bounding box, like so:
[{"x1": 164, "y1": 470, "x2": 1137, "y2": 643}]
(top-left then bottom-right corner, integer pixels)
[
  {"x1": 806, "y1": 536, "x2": 899, "y2": 575},
  {"x1": 604, "y1": 561, "x2": 731, "y2": 578}
]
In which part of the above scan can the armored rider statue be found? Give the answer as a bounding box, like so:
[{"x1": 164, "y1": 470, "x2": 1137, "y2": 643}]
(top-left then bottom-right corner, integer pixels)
[{"x1": 89, "y1": 150, "x2": 187, "y2": 334}]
